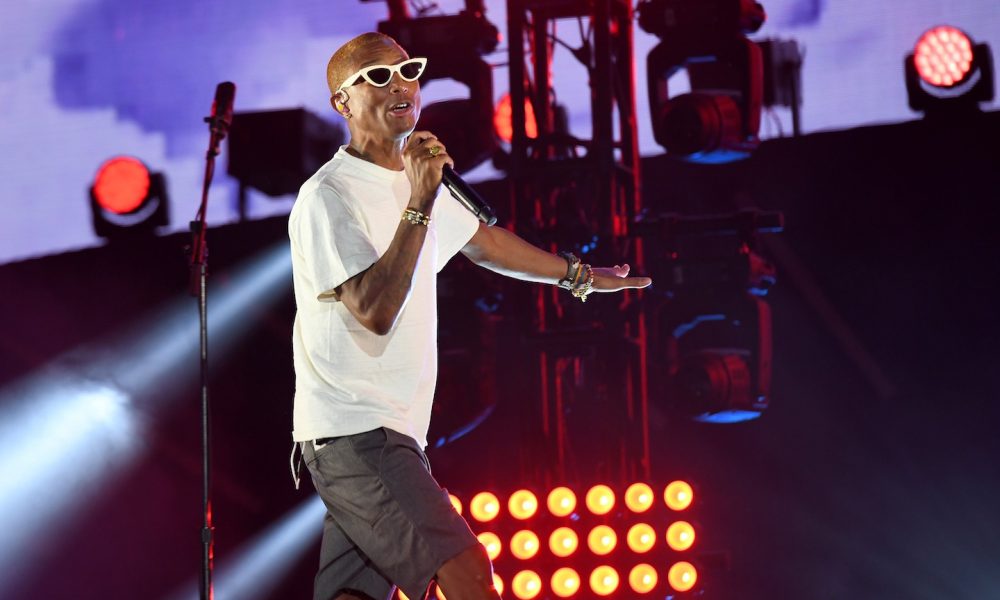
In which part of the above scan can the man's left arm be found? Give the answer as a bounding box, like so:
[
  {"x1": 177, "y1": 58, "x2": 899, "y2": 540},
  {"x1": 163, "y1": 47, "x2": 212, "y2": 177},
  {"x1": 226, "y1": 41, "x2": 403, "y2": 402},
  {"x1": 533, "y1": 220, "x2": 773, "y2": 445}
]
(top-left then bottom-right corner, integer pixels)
[{"x1": 460, "y1": 223, "x2": 651, "y2": 292}]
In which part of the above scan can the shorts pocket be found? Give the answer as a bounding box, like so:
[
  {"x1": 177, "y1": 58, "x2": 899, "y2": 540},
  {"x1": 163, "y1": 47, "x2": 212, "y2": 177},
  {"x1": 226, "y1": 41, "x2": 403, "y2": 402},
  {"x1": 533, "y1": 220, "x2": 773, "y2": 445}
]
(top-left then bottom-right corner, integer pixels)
[{"x1": 346, "y1": 427, "x2": 389, "y2": 474}]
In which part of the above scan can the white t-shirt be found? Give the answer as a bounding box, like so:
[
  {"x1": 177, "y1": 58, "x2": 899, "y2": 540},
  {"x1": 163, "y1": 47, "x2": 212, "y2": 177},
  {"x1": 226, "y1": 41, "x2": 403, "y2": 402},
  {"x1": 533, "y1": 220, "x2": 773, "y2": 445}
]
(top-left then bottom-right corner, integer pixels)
[{"x1": 288, "y1": 147, "x2": 479, "y2": 448}]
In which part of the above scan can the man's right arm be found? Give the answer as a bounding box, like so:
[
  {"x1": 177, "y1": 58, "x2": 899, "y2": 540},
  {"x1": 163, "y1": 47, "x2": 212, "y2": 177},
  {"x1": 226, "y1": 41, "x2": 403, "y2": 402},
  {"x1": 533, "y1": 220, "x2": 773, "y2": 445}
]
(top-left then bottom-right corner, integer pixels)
[{"x1": 333, "y1": 131, "x2": 452, "y2": 336}]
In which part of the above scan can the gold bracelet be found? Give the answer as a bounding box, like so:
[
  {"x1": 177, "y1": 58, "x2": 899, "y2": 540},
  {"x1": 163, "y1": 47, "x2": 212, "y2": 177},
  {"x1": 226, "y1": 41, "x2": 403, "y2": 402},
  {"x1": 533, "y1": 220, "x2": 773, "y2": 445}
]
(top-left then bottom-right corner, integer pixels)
[
  {"x1": 571, "y1": 264, "x2": 594, "y2": 302},
  {"x1": 401, "y1": 208, "x2": 430, "y2": 226}
]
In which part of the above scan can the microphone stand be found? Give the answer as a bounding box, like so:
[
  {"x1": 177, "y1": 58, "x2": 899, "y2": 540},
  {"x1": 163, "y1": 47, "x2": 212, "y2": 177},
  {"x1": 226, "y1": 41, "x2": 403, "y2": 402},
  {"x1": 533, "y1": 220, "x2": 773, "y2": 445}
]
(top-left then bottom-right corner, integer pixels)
[{"x1": 189, "y1": 92, "x2": 232, "y2": 600}]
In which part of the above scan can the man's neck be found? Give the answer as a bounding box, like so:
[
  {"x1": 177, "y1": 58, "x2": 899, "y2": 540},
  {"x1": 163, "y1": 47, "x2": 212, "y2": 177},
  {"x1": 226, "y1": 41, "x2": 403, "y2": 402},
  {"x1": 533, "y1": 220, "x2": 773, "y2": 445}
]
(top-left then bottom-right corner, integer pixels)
[{"x1": 346, "y1": 136, "x2": 405, "y2": 171}]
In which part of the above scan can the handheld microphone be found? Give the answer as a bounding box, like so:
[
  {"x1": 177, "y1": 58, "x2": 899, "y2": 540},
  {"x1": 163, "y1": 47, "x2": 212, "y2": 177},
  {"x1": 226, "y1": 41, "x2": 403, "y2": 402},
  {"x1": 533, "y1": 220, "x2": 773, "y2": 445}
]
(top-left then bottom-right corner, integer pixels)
[{"x1": 441, "y1": 165, "x2": 497, "y2": 226}]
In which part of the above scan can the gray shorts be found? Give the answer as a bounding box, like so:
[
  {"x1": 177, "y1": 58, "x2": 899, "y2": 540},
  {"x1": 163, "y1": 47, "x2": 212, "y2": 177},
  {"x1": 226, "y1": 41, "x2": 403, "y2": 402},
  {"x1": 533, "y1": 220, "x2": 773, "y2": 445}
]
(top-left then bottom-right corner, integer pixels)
[{"x1": 303, "y1": 427, "x2": 479, "y2": 600}]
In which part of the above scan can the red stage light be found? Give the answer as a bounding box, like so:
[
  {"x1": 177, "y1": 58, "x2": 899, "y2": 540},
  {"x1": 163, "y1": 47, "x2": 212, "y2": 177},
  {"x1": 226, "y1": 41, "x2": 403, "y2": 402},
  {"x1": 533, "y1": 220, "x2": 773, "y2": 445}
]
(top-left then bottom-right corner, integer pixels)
[
  {"x1": 512, "y1": 570, "x2": 542, "y2": 599},
  {"x1": 510, "y1": 530, "x2": 541, "y2": 560},
  {"x1": 587, "y1": 525, "x2": 617, "y2": 555},
  {"x1": 666, "y1": 520, "x2": 696, "y2": 551},
  {"x1": 551, "y1": 567, "x2": 581, "y2": 597},
  {"x1": 448, "y1": 493, "x2": 463, "y2": 515},
  {"x1": 914, "y1": 26, "x2": 974, "y2": 87},
  {"x1": 589, "y1": 566, "x2": 620, "y2": 596},
  {"x1": 664, "y1": 481, "x2": 694, "y2": 511},
  {"x1": 628, "y1": 564, "x2": 658, "y2": 594},
  {"x1": 92, "y1": 156, "x2": 151, "y2": 215},
  {"x1": 477, "y1": 531, "x2": 502, "y2": 561},
  {"x1": 625, "y1": 482, "x2": 655, "y2": 513},
  {"x1": 549, "y1": 527, "x2": 580, "y2": 558},
  {"x1": 470, "y1": 492, "x2": 501, "y2": 522},
  {"x1": 493, "y1": 93, "x2": 538, "y2": 143},
  {"x1": 626, "y1": 523, "x2": 656, "y2": 554},
  {"x1": 585, "y1": 484, "x2": 616, "y2": 515},
  {"x1": 547, "y1": 487, "x2": 577, "y2": 517},
  {"x1": 668, "y1": 561, "x2": 698, "y2": 592},
  {"x1": 509, "y1": 489, "x2": 539, "y2": 520}
]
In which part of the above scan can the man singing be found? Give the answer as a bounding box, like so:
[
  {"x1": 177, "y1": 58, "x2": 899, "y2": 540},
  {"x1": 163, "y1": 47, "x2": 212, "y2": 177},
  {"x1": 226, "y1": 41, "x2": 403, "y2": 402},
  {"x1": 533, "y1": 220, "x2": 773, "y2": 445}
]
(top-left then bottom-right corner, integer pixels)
[{"x1": 289, "y1": 32, "x2": 651, "y2": 600}]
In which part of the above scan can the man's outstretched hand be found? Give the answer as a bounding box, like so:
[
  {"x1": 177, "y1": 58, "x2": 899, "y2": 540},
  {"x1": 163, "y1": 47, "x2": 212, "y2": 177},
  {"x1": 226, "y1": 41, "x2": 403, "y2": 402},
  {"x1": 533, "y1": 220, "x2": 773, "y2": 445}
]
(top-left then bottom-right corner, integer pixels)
[{"x1": 591, "y1": 264, "x2": 652, "y2": 293}]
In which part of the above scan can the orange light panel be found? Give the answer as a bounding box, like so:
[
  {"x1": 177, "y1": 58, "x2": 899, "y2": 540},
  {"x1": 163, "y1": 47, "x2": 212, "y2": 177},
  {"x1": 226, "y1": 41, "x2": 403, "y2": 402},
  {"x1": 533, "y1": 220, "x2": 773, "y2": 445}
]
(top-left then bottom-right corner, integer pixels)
[
  {"x1": 551, "y1": 567, "x2": 581, "y2": 598},
  {"x1": 436, "y1": 585, "x2": 448, "y2": 600},
  {"x1": 477, "y1": 532, "x2": 502, "y2": 561},
  {"x1": 585, "y1": 484, "x2": 615, "y2": 515},
  {"x1": 509, "y1": 490, "x2": 539, "y2": 520},
  {"x1": 547, "y1": 487, "x2": 577, "y2": 517},
  {"x1": 625, "y1": 483, "x2": 655, "y2": 513},
  {"x1": 448, "y1": 494, "x2": 463, "y2": 515},
  {"x1": 664, "y1": 481, "x2": 694, "y2": 511},
  {"x1": 668, "y1": 561, "x2": 698, "y2": 592},
  {"x1": 587, "y1": 525, "x2": 617, "y2": 556},
  {"x1": 914, "y1": 26, "x2": 975, "y2": 87},
  {"x1": 493, "y1": 573, "x2": 504, "y2": 596},
  {"x1": 626, "y1": 523, "x2": 656, "y2": 554},
  {"x1": 470, "y1": 492, "x2": 501, "y2": 522},
  {"x1": 589, "y1": 566, "x2": 620, "y2": 596},
  {"x1": 398, "y1": 590, "x2": 410, "y2": 600},
  {"x1": 92, "y1": 156, "x2": 151, "y2": 215},
  {"x1": 510, "y1": 530, "x2": 541, "y2": 560},
  {"x1": 512, "y1": 570, "x2": 542, "y2": 599},
  {"x1": 629, "y1": 564, "x2": 658, "y2": 594},
  {"x1": 548, "y1": 527, "x2": 579, "y2": 558},
  {"x1": 666, "y1": 521, "x2": 696, "y2": 551},
  {"x1": 493, "y1": 93, "x2": 539, "y2": 143}
]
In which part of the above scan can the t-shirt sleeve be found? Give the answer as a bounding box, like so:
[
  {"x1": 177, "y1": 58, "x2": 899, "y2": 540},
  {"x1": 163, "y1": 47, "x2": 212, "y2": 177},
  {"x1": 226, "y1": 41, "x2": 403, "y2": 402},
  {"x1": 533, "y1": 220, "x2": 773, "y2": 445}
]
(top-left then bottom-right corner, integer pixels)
[
  {"x1": 291, "y1": 185, "x2": 379, "y2": 302},
  {"x1": 433, "y1": 187, "x2": 482, "y2": 271}
]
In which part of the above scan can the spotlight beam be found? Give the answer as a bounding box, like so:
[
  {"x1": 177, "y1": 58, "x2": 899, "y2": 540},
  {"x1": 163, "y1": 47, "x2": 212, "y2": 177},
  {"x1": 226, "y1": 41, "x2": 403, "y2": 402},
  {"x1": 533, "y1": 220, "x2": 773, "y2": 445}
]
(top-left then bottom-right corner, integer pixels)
[
  {"x1": 165, "y1": 496, "x2": 326, "y2": 600},
  {"x1": 0, "y1": 242, "x2": 292, "y2": 594}
]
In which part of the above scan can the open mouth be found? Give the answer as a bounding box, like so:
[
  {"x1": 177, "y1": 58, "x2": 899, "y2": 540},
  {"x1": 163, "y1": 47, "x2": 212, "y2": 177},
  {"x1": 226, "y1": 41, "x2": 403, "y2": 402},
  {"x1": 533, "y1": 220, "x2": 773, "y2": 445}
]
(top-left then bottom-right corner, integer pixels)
[{"x1": 389, "y1": 101, "x2": 413, "y2": 115}]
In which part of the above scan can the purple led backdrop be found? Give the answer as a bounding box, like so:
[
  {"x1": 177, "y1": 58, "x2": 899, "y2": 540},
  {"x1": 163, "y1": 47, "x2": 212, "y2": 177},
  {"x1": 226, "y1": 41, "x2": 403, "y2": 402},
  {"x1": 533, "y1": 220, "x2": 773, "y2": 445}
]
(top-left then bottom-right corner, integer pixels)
[{"x1": 0, "y1": 0, "x2": 997, "y2": 264}]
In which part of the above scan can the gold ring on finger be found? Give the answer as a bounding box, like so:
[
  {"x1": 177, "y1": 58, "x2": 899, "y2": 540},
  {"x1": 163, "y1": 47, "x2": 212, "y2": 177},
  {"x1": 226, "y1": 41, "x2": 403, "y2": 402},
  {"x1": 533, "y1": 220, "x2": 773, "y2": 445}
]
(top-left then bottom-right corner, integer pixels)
[{"x1": 428, "y1": 145, "x2": 442, "y2": 157}]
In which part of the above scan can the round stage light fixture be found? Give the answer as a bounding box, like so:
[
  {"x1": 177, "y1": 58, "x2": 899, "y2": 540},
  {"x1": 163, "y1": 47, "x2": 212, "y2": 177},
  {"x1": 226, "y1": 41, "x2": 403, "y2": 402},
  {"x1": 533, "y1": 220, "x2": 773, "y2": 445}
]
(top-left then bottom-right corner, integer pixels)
[
  {"x1": 510, "y1": 530, "x2": 541, "y2": 560},
  {"x1": 509, "y1": 489, "x2": 539, "y2": 520},
  {"x1": 914, "y1": 26, "x2": 974, "y2": 88},
  {"x1": 477, "y1": 531, "x2": 502, "y2": 561},
  {"x1": 93, "y1": 157, "x2": 150, "y2": 214},
  {"x1": 448, "y1": 493, "x2": 463, "y2": 515},
  {"x1": 493, "y1": 573, "x2": 504, "y2": 596},
  {"x1": 666, "y1": 520, "x2": 697, "y2": 551},
  {"x1": 589, "y1": 566, "x2": 620, "y2": 596},
  {"x1": 629, "y1": 564, "x2": 659, "y2": 594},
  {"x1": 585, "y1": 484, "x2": 615, "y2": 515},
  {"x1": 587, "y1": 525, "x2": 618, "y2": 556},
  {"x1": 547, "y1": 487, "x2": 577, "y2": 517},
  {"x1": 512, "y1": 570, "x2": 542, "y2": 599},
  {"x1": 548, "y1": 527, "x2": 579, "y2": 558},
  {"x1": 667, "y1": 561, "x2": 698, "y2": 592},
  {"x1": 626, "y1": 523, "x2": 656, "y2": 554},
  {"x1": 664, "y1": 481, "x2": 694, "y2": 511},
  {"x1": 905, "y1": 25, "x2": 994, "y2": 115},
  {"x1": 625, "y1": 482, "x2": 655, "y2": 513},
  {"x1": 470, "y1": 492, "x2": 501, "y2": 522},
  {"x1": 551, "y1": 567, "x2": 581, "y2": 598},
  {"x1": 89, "y1": 156, "x2": 169, "y2": 238}
]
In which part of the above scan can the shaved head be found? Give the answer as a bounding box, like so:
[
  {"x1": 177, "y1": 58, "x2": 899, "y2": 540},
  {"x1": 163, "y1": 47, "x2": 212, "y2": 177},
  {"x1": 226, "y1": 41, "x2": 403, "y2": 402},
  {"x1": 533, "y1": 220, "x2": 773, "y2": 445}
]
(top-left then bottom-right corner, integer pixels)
[{"x1": 327, "y1": 32, "x2": 405, "y2": 95}]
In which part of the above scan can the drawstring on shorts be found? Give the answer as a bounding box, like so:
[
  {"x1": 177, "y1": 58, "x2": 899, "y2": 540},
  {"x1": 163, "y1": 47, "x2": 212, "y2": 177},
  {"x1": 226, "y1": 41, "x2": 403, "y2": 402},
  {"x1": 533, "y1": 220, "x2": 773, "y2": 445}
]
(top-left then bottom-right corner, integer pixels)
[{"x1": 289, "y1": 441, "x2": 304, "y2": 490}]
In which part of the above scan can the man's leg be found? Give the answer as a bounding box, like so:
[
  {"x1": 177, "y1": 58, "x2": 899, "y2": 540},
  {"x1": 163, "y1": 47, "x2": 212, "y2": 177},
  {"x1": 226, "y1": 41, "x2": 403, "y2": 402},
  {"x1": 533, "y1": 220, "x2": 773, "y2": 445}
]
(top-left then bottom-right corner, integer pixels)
[
  {"x1": 435, "y1": 544, "x2": 501, "y2": 600},
  {"x1": 308, "y1": 445, "x2": 395, "y2": 600}
]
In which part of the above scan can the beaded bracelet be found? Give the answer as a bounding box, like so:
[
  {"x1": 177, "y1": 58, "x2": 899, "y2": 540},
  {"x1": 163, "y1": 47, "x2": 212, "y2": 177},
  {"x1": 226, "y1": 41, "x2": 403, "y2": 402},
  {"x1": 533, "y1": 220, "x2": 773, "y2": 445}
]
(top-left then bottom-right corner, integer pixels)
[{"x1": 571, "y1": 264, "x2": 594, "y2": 302}]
